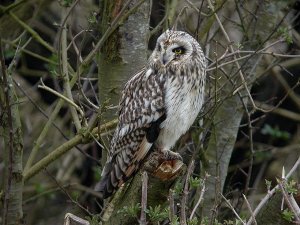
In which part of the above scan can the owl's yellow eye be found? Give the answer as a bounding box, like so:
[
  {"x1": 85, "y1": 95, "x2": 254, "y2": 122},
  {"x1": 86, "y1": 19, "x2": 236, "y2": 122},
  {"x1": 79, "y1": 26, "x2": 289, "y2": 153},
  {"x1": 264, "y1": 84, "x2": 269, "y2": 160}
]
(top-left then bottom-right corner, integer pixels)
[{"x1": 172, "y1": 47, "x2": 185, "y2": 55}]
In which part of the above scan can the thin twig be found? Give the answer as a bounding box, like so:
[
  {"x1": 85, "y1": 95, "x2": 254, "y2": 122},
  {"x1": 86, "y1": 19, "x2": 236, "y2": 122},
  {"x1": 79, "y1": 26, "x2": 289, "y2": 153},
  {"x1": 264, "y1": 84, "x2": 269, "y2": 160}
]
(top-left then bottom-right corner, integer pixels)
[
  {"x1": 140, "y1": 172, "x2": 148, "y2": 225},
  {"x1": 207, "y1": 0, "x2": 270, "y2": 113},
  {"x1": 45, "y1": 169, "x2": 93, "y2": 216},
  {"x1": 150, "y1": 13, "x2": 167, "y2": 36},
  {"x1": 207, "y1": 47, "x2": 300, "y2": 72},
  {"x1": 0, "y1": 0, "x2": 27, "y2": 15},
  {"x1": 24, "y1": 0, "x2": 146, "y2": 174},
  {"x1": 208, "y1": 39, "x2": 284, "y2": 68},
  {"x1": 60, "y1": 3, "x2": 82, "y2": 132},
  {"x1": 220, "y1": 193, "x2": 246, "y2": 225},
  {"x1": 23, "y1": 119, "x2": 118, "y2": 182},
  {"x1": 180, "y1": 160, "x2": 195, "y2": 225},
  {"x1": 9, "y1": 11, "x2": 54, "y2": 52},
  {"x1": 13, "y1": 78, "x2": 97, "y2": 163},
  {"x1": 247, "y1": 156, "x2": 300, "y2": 225},
  {"x1": 38, "y1": 79, "x2": 84, "y2": 118},
  {"x1": 172, "y1": 6, "x2": 188, "y2": 30},
  {"x1": 242, "y1": 194, "x2": 257, "y2": 225},
  {"x1": 189, "y1": 173, "x2": 208, "y2": 220},
  {"x1": 185, "y1": 0, "x2": 208, "y2": 16},
  {"x1": 254, "y1": 100, "x2": 300, "y2": 122},
  {"x1": 243, "y1": 105, "x2": 254, "y2": 197},
  {"x1": 2, "y1": 39, "x2": 58, "y2": 65},
  {"x1": 278, "y1": 180, "x2": 300, "y2": 222},
  {"x1": 169, "y1": 189, "x2": 175, "y2": 223},
  {"x1": 64, "y1": 213, "x2": 90, "y2": 225}
]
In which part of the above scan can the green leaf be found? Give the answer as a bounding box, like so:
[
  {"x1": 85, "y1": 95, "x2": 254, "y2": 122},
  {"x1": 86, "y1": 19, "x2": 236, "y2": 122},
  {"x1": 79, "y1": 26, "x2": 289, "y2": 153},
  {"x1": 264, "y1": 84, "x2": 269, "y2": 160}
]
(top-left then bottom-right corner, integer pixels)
[
  {"x1": 189, "y1": 177, "x2": 203, "y2": 189},
  {"x1": 86, "y1": 214, "x2": 102, "y2": 225},
  {"x1": 174, "y1": 182, "x2": 183, "y2": 196},
  {"x1": 46, "y1": 54, "x2": 59, "y2": 78},
  {"x1": 188, "y1": 217, "x2": 198, "y2": 225},
  {"x1": 200, "y1": 217, "x2": 210, "y2": 225},
  {"x1": 261, "y1": 124, "x2": 290, "y2": 140},
  {"x1": 71, "y1": 190, "x2": 80, "y2": 199},
  {"x1": 282, "y1": 209, "x2": 294, "y2": 222},
  {"x1": 277, "y1": 27, "x2": 293, "y2": 44},
  {"x1": 146, "y1": 205, "x2": 168, "y2": 222},
  {"x1": 118, "y1": 203, "x2": 141, "y2": 218},
  {"x1": 35, "y1": 183, "x2": 45, "y2": 194},
  {"x1": 265, "y1": 179, "x2": 272, "y2": 191},
  {"x1": 170, "y1": 215, "x2": 180, "y2": 225},
  {"x1": 59, "y1": 0, "x2": 74, "y2": 7},
  {"x1": 286, "y1": 179, "x2": 298, "y2": 195},
  {"x1": 93, "y1": 166, "x2": 102, "y2": 181},
  {"x1": 88, "y1": 12, "x2": 97, "y2": 24}
]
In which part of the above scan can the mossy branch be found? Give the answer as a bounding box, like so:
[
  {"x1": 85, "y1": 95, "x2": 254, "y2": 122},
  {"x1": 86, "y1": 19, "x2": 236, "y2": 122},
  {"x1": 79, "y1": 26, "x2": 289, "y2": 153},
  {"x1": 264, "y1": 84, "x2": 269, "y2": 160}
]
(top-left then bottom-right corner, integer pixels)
[
  {"x1": 23, "y1": 119, "x2": 118, "y2": 182},
  {"x1": 0, "y1": 38, "x2": 24, "y2": 225},
  {"x1": 9, "y1": 11, "x2": 54, "y2": 52},
  {"x1": 0, "y1": 0, "x2": 27, "y2": 16}
]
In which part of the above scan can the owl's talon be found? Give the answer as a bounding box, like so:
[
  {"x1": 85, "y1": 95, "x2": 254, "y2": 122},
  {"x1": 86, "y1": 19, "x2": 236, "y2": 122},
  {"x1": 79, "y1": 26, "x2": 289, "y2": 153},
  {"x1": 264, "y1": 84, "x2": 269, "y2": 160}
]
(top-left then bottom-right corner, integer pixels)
[{"x1": 161, "y1": 149, "x2": 183, "y2": 162}]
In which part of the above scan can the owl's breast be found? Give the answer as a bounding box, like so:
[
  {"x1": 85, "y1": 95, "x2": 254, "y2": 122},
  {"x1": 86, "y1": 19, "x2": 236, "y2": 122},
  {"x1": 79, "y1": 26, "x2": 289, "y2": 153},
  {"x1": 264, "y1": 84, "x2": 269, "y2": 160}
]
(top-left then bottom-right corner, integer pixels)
[{"x1": 155, "y1": 76, "x2": 204, "y2": 150}]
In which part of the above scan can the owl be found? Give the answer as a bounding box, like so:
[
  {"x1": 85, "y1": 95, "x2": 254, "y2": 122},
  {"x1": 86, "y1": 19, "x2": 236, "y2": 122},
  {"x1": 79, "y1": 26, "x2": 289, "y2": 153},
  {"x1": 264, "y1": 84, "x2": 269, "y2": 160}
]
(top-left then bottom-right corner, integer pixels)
[{"x1": 95, "y1": 29, "x2": 207, "y2": 199}]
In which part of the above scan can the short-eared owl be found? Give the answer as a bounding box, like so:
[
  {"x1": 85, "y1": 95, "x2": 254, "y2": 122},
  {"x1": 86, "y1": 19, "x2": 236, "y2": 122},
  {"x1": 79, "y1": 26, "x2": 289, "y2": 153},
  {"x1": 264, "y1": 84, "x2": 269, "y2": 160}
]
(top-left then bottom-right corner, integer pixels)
[{"x1": 95, "y1": 30, "x2": 207, "y2": 198}]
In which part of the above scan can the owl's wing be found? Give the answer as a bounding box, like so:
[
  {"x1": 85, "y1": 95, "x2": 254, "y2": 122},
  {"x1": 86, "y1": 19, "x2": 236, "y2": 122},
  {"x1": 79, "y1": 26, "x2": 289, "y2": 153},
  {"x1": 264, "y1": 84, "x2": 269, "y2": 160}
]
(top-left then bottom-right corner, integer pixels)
[{"x1": 95, "y1": 67, "x2": 166, "y2": 198}]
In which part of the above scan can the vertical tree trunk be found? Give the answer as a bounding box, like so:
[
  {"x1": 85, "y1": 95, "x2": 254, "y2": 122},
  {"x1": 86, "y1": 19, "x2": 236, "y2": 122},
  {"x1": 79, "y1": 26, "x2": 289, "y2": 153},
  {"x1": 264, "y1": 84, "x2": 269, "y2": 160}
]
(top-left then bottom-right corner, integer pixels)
[
  {"x1": 97, "y1": 0, "x2": 150, "y2": 167},
  {"x1": 198, "y1": 2, "x2": 258, "y2": 218},
  {"x1": 98, "y1": 0, "x2": 150, "y2": 121},
  {"x1": 202, "y1": 80, "x2": 249, "y2": 219},
  {"x1": 0, "y1": 40, "x2": 24, "y2": 225},
  {"x1": 200, "y1": 0, "x2": 293, "y2": 220}
]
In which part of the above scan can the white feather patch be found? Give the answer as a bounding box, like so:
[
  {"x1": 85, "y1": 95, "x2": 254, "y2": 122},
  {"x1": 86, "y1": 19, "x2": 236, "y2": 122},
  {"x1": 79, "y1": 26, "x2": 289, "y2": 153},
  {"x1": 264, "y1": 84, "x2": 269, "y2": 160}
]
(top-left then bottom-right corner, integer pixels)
[{"x1": 145, "y1": 68, "x2": 153, "y2": 79}]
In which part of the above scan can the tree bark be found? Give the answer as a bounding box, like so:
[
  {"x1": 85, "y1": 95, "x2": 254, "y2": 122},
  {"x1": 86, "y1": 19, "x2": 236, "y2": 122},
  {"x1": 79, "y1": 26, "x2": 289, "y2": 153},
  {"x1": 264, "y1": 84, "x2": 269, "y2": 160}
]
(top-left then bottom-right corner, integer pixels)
[
  {"x1": 200, "y1": 0, "x2": 259, "y2": 219},
  {"x1": 98, "y1": 0, "x2": 150, "y2": 122},
  {"x1": 101, "y1": 151, "x2": 185, "y2": 225},
  {"x1": 0, "y1": 40, "x2": 24, "y2": 225}
]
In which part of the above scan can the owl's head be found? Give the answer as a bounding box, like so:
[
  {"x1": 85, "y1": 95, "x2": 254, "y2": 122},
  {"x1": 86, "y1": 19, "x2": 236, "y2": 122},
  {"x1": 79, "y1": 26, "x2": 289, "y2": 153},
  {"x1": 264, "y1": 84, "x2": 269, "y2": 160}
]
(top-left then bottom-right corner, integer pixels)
[{"x1": 151, "y1": 30, "x2": 202, "y2": 67}]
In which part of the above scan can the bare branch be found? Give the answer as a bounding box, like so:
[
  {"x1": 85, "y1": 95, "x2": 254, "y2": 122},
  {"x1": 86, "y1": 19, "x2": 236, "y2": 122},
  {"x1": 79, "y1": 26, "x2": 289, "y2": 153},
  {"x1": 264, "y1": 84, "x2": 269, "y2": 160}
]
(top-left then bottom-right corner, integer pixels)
[
  {"x1": 140, "y1": 172, "x2": 148, "y2": 225},
  {"x1": 180, "y1": 160, "x2": 194, "y2": 225},
  {"x1": 37, "y1": 79, "x2": 84, "y2": 119},
  {"x1": 247, "y1": 156, "x2": 300, "y2": 225},
  {"x1": 243, "y1": 194, "x2": 257, "y2": 225},
  {"x1": 23, "y1": 119, "x2": 118, "y2": 182},
  {"x1": 190, "y1": 173, "x2": 208, "y2": 220},
  {"x1": 278, "y1": 180, "x2": 300, "y2": 222},
  {"x1": 220, "y1": 193, "x2": 246, "y2": 225}
]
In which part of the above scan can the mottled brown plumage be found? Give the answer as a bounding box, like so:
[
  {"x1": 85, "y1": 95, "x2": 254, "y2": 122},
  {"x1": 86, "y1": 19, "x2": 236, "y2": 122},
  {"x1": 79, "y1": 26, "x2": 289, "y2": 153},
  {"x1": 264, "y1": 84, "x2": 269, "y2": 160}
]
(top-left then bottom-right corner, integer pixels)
[{"x1": 95, "y1": 30, "x2": 206, "y2": 198}]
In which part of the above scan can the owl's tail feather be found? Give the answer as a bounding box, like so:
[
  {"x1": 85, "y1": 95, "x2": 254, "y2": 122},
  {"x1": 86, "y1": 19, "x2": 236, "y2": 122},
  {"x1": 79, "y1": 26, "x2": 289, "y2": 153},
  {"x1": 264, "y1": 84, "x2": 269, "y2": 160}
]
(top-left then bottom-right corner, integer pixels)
[
  {"x1": 94, "y1": 161, "x2": 117, "y2": 199},
  {"x1": 95, "y1": 137, "x2": 154, "y2": 199},
  {"x1": 94, "y1": 152, "x2": 137, "y2": 199}
]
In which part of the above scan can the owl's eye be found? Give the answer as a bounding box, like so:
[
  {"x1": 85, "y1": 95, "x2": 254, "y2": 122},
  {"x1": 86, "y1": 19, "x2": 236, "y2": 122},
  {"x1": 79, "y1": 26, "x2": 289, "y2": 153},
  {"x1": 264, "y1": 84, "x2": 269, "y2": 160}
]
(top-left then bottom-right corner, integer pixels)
[{"x1": 172, "y1": 47, "x2": 185, "y2": 55}]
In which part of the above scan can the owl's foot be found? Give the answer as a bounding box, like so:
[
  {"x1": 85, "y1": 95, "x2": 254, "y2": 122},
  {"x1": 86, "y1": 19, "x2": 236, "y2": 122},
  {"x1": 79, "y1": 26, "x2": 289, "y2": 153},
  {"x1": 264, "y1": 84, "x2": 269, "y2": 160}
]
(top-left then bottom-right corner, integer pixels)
[
  {"x1": 145, "y1": 149, "x2": 184, "y2": 181},
  {"x1": 160, "y1": 149, "x2": 183, "y2": 162},
  {"x1": 143, "y1": 149, "x2": 184, "y2": 179},
  {"x1": 153, "y1": 149, "x2": 183, "y2": 180}
]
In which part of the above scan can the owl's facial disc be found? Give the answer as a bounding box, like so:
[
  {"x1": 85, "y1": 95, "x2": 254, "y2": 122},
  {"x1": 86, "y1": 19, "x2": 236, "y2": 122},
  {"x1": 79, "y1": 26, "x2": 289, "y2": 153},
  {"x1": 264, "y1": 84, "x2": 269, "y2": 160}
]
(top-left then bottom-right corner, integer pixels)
[{"x1": 152, "y1": 30, "x2": 198, "y2": 66}]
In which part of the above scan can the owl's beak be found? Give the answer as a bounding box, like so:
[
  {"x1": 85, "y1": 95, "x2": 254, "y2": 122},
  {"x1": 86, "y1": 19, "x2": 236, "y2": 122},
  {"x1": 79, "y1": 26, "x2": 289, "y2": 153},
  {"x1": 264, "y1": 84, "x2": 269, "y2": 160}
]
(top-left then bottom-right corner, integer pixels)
[{"x1": 161, "y1": 52, "x2": 173, "y2": 66}]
